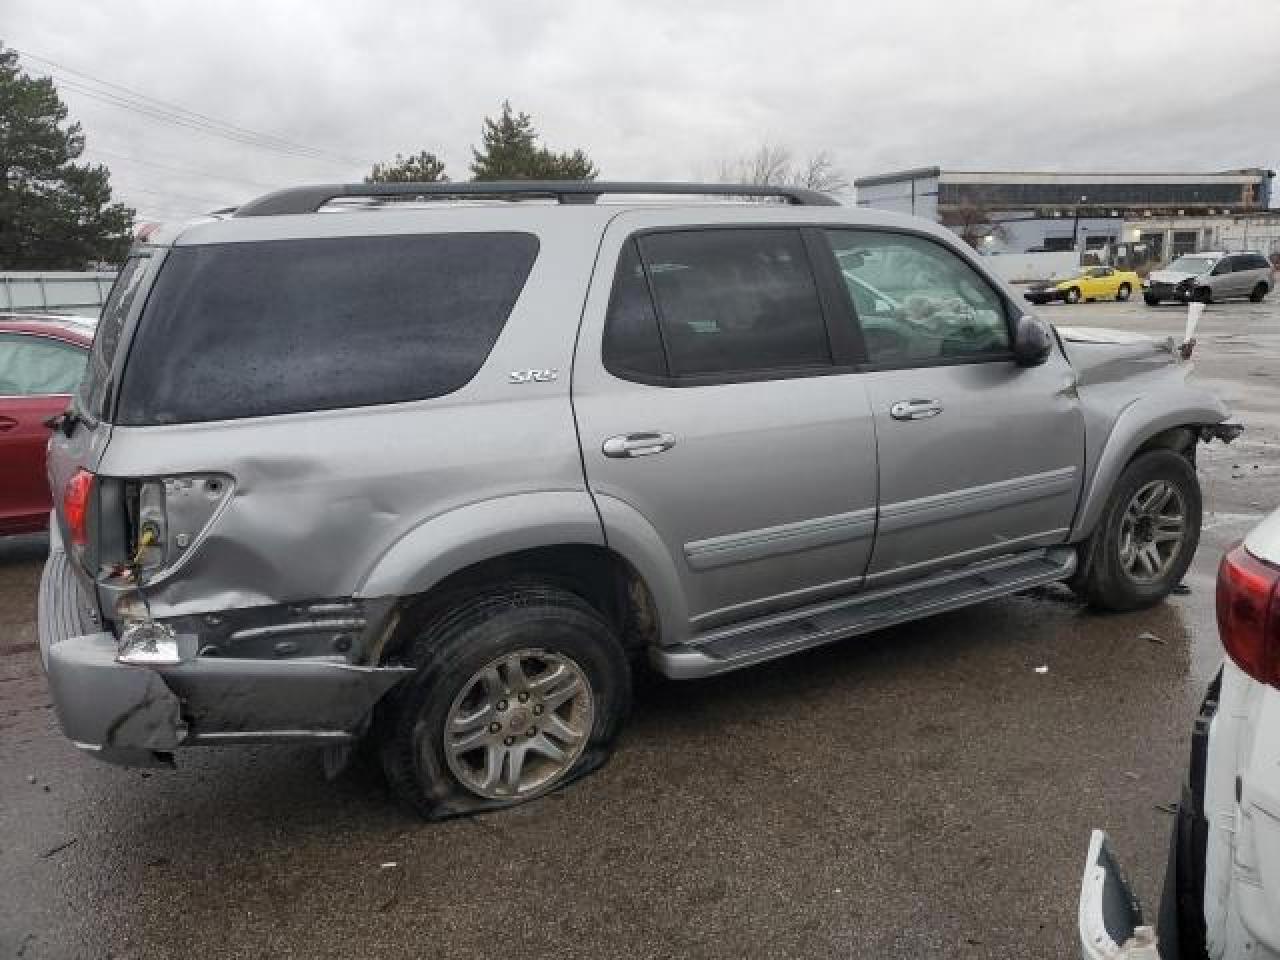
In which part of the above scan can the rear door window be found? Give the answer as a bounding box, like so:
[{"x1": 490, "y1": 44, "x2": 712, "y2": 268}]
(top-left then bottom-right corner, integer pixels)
[
  {"x1": 115, "y1": 232, "x2": 538, "y2": 424},
  {"x1": 632, "y1": 229, "x2": 832, "y2": 378}
]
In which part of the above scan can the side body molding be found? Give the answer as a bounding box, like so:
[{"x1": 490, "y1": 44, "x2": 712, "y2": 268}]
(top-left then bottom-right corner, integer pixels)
[
  {"x1": 356, "y1": 492, "x2": 606, "y2": 599},
  {"x1": 1071, "y1": 385, "x2": 1231, "y2": 541}
]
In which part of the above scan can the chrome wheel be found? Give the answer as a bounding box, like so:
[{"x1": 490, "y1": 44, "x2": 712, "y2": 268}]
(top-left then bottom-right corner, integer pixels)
[
  {"x1": 442, "y1": 648, "x2": 594, "y2": 801},
  {"x1": 1119, "y1": 480, "x2": 1186, "y2": 583}
]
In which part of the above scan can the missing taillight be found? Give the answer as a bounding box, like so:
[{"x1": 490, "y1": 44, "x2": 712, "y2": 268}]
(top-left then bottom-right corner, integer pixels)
[
  {"x1": 62, "y1": 469, "x2": 95, "y2": 550},
  {"x1": 1216, "y1": 545, "x2": 1280, "y2": 688}
]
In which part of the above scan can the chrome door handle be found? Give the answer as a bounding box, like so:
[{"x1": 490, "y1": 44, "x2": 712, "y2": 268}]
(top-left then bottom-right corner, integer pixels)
[
  {"x1": 889, "y1": 399, "x2": 943, "y2": 421},
  {"x1": 602, "y1": 432, "x2": 676, "y2": 458}
]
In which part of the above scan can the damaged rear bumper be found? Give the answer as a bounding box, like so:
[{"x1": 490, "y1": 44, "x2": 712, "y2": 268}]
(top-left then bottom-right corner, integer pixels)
[{"x1": 37, "y1": 539, "x2": 413, "y2": 767}]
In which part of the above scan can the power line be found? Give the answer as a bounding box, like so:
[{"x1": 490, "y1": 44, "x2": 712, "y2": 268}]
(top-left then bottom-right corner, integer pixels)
[
  {"x1": 87, "y1": 147, "x2": 283, "y2": 191},
  {"x1": 13, "y1": 47, "x2": 365, "y2": 168}
]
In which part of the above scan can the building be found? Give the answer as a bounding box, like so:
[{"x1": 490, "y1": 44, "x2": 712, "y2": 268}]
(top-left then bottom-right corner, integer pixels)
[{"x1": 854, "y1": 167, "x2": 1277, "y2": 261}]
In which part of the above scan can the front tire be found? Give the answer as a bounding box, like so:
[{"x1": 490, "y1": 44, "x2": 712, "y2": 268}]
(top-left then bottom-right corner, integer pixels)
[
  {"x1": 1074, "y1": 449, "x2": 1202, "y2": 612},
  {"x1": 1250, "y1": 282, "x2": 1269, "y2": 303},
  {"x1": 1065, "y1": 286, "x2": 1081, "y2": 304},
  {"x1": 1116, "y1": 282, "x2": 1131, "y2": 301},
  {"x1": 379, "y1": 584, "x2": 631, "y2": 819}
]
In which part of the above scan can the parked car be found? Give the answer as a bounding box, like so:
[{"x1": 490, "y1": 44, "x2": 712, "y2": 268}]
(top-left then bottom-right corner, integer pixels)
[
  {"x1": 0, "y1": 317, "x2": 92, "y2": 536},
  {"x1": 38, "y1": 180, "x2": 1240, "y2": 818},
  {"x1": 1143, "y1": 252, "x2": 1274, "y2": 306},
  {"x1": 1079, "y1": 508, "x2": 1280, "y2": 960},
  {"x1": 1024, "y1": 266, "x2": 1144, "y2": 305}
]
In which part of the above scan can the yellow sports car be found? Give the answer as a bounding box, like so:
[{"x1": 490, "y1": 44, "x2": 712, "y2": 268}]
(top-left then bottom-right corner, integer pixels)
[{"x1": 1023, "y1": 266, "x2": 1142, "y2": 305}]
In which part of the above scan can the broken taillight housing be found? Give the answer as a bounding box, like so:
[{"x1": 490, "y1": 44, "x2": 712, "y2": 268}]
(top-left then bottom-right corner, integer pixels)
[
  {"x1": 1216, "y1": 545, "x2": 1280, "y2": 689},
  {"x1": 62, "y1": 468, "x2": 95, "y2": 550}
]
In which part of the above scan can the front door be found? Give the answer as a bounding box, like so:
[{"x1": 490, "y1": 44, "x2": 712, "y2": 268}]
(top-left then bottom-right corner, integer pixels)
[
  {"x1": 823, "y1": 228, "x2": 1086, "y2": 587},
  {"x1": 573, "y1": 219, "x2": 879, "y2": 636}
]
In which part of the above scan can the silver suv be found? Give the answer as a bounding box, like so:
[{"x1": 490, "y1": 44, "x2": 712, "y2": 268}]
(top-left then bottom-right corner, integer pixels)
[
  {"x1": 1144, "y1": 250, "x2": 1275, "y2": 305},
  {"x1": 38, "y1": 181, "x2": 1240, "y2": 817}
]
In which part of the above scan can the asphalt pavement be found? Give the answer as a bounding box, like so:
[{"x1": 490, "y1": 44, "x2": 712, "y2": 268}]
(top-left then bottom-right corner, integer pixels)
[{"x1": 3, "y1": 293, "x2": 1279, "y2": 959}]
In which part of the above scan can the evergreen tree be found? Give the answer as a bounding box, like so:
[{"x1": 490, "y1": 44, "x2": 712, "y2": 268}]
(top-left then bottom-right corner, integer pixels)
[
  {"x1": 469, "y1": 101, "x2": 597, "y2": 181},
  {"x1": 366, "y1": 150, "x2": 449, "y2": 183},
  {"x1": 0, "y1": 44, "x2": 134, "y2": 268}
]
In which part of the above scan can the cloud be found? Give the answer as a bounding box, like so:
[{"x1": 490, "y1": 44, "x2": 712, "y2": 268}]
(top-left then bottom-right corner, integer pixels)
[{"x1": 6, "y1": 0, "x2": 1278, "y2": 219}]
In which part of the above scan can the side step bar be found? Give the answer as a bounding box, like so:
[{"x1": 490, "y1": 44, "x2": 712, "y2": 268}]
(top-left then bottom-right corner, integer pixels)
[{"x1": 652, "y1": 547, "x2": 1077, "y2": 679}]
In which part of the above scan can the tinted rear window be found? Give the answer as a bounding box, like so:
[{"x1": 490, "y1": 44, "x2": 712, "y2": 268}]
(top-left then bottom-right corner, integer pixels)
[{"x1": 115, "y1": 232, "x2": 538, "y2": 424}]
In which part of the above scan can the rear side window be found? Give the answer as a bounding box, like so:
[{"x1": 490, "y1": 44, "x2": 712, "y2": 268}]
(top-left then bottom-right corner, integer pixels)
[
  {"x1": 1237, "y1": 254, "x2": 1270, "y2": 271},
  {"x1": 633, "y1": 229, "x2": 831, "y2": 378},
  {"x1": 81, "y1": 254, "x2": 148, "y2": 418},
  {"x1": 116, "y1": 232, "x2": 538, "y2": 424}
]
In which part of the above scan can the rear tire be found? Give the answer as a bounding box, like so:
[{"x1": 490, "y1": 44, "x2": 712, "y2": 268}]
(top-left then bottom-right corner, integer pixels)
[
  {"x1": 1074, "y1": 449, "x2": 1201, "y2": 612},
  {"x1": 1250, "y1": 282, "x2": 1269, "y2": 303},
  {"x1": 1065, "y1": 286, "x2": 1081, "y2": 304},
  {"x1": 1143, "y1": 293, "x2": 1161, "y2": 306},
  {"x1": 378, "y1": 583, "x2": 631, "y2": 819},
  {"x1": 1116, "y1": 283, "x2": 1131, "y2": 301}
]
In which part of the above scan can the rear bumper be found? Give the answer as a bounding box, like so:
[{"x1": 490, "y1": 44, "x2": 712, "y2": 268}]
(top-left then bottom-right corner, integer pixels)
[{"x1": 38, "y1": 539, "x2": 413, "y2": 767}]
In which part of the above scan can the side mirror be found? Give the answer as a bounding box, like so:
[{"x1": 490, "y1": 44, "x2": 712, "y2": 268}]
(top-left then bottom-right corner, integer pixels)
[{"x1": 1013, "y1": 315, "x2": 1053, "y2": 367}]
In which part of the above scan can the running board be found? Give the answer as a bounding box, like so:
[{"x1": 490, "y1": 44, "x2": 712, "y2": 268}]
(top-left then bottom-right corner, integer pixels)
[{"x1": 652, "y1": 547, "x2": 1077, "y2": 679}]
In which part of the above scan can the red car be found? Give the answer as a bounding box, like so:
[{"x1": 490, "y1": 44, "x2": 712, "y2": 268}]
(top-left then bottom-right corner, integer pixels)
[{"x1": 0, "y1": 316, "x2": 94, "y2": 535}]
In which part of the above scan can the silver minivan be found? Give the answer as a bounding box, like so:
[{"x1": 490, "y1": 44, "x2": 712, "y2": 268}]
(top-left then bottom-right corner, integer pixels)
[{"x1": 1144, "y1": 251, "x2": 1274, "y2": 305}]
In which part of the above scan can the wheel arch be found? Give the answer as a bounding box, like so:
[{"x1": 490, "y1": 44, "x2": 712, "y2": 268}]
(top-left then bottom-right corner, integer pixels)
[
  {"x1": 355, "y1": 492, "x2": 679, "y2": 663},
  {"x1": 1070, "y1": 395, "x2": 1228, "y2": 541}
]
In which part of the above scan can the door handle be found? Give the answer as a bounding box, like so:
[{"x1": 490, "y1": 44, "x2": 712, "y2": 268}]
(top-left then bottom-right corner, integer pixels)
[
  {"x1": 889, "y1": 399, "x2": 943, "y2": 421},
  {"x1": 602, "y1": 432, "x2": 677, "y2": 458},
  {"x1": 0, "y1": 416, "x2": 17, "y2": 432}
]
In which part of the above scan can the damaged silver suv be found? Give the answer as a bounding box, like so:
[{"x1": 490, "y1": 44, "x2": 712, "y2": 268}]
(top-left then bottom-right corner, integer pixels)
[{"x1": 39, "y1": 181, "x2": 1240, "y2": 818}]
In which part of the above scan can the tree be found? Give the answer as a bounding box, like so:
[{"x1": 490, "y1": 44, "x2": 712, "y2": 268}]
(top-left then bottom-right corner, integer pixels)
[
  {"x1": 366, "y1": 150, "x2": 449, "y2": 183},
  {"x1": 938, "y1": 203, "x2": 1008, "y2": 249},
  {"x1": 469, "y1": 101, "x2": 597, "y2": 181},
  {"x1": 715, "y1": 144, "x2": 850, "y2": 196},
  {"x1": 0, "y1": 44, "x2": 134, "y2": 268}
]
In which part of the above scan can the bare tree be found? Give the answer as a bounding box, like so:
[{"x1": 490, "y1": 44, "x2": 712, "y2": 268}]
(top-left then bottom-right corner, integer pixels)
[
  {"x1": 715, "y1": 143, "x2": 850, "y2": 197},
  {"x1": 938, "y1": 203, "x2": 1008, "y2": 249}
]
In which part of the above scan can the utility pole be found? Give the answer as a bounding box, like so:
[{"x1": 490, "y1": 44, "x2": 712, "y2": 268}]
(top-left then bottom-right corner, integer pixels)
[{"x1": 1072, "y1": 194, "x2": 1088, "y2": 251}]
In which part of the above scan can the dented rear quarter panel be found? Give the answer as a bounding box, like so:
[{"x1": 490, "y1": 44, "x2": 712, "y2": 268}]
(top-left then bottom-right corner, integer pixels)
[{"x1": 92, "y1": 208, "x2": 613, "y2": 621}]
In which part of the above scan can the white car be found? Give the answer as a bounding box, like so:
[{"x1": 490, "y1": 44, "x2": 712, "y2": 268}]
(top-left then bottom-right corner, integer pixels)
[{"x1": 1079, "y1": 510, "x2": 1280, "y2": 959}]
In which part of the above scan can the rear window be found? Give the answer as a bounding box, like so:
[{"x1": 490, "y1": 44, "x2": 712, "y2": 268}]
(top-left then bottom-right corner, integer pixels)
[{"x1": 115, "y1": 232, "x2": 538, "y2": 424}]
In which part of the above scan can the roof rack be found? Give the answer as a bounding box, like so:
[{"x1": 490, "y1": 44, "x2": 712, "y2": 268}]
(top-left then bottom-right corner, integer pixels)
[{"x1": 233, "y1": 180, "x2": 839, "y2": 217}]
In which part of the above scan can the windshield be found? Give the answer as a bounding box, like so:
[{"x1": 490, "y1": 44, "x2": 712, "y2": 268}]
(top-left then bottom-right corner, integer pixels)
[{"x1": 1166, "y1": 255, "x2": 1216, "y2": 275}]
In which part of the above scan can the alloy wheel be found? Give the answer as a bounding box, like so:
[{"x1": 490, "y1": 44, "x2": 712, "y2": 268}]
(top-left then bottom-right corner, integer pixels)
[
  {"x1": 442, "y1": 648, "x2": 594, "y2": 800},
  {"x1": 1118, "y1": 480, "x2": 1187, "y2": 583}
]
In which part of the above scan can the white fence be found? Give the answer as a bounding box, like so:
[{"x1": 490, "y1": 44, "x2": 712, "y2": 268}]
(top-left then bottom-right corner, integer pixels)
[
  {"x1": 981, "y1": 252, "x2": 1080, "y2": 285},
  {"x1": 0, "y1": 271, "x2": 118, "y2": 317}
]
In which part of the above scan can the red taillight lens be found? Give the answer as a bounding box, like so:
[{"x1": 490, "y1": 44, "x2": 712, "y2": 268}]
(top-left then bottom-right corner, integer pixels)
[
  {"x1": 1216, "y1": 545, "x2": 1280, "y2": 688},
  {"x1": 62, "y1": 469, "x2": 95, "y2": 549}
]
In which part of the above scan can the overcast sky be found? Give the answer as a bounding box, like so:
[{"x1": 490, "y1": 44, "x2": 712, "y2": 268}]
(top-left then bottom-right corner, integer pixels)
[{"x1": 7, "y1": 0, "x2": 1279, "y2": 221}]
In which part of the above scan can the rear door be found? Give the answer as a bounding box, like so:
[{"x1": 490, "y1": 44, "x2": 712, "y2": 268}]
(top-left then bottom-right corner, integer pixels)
[
  {"x1": 0, "y1": 332, "x2": 88, "y2": 533},
  {"x1": 822, "y1": 227, "x2": 1086, "y2": 587},
  {"x1": 573, "y1": 217, "x2": 879, "y2": 636}
]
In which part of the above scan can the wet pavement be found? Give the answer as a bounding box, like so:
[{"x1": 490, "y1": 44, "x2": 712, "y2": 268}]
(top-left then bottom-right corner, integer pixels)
[{"x1": 2, "y1": 294, "x2": 1278, "y2": 959}]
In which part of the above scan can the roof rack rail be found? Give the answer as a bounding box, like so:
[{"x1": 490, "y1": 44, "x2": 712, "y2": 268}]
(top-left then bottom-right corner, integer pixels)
[{"x1": 233, "y1": 180, "x2": 839, "y2": 217}]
